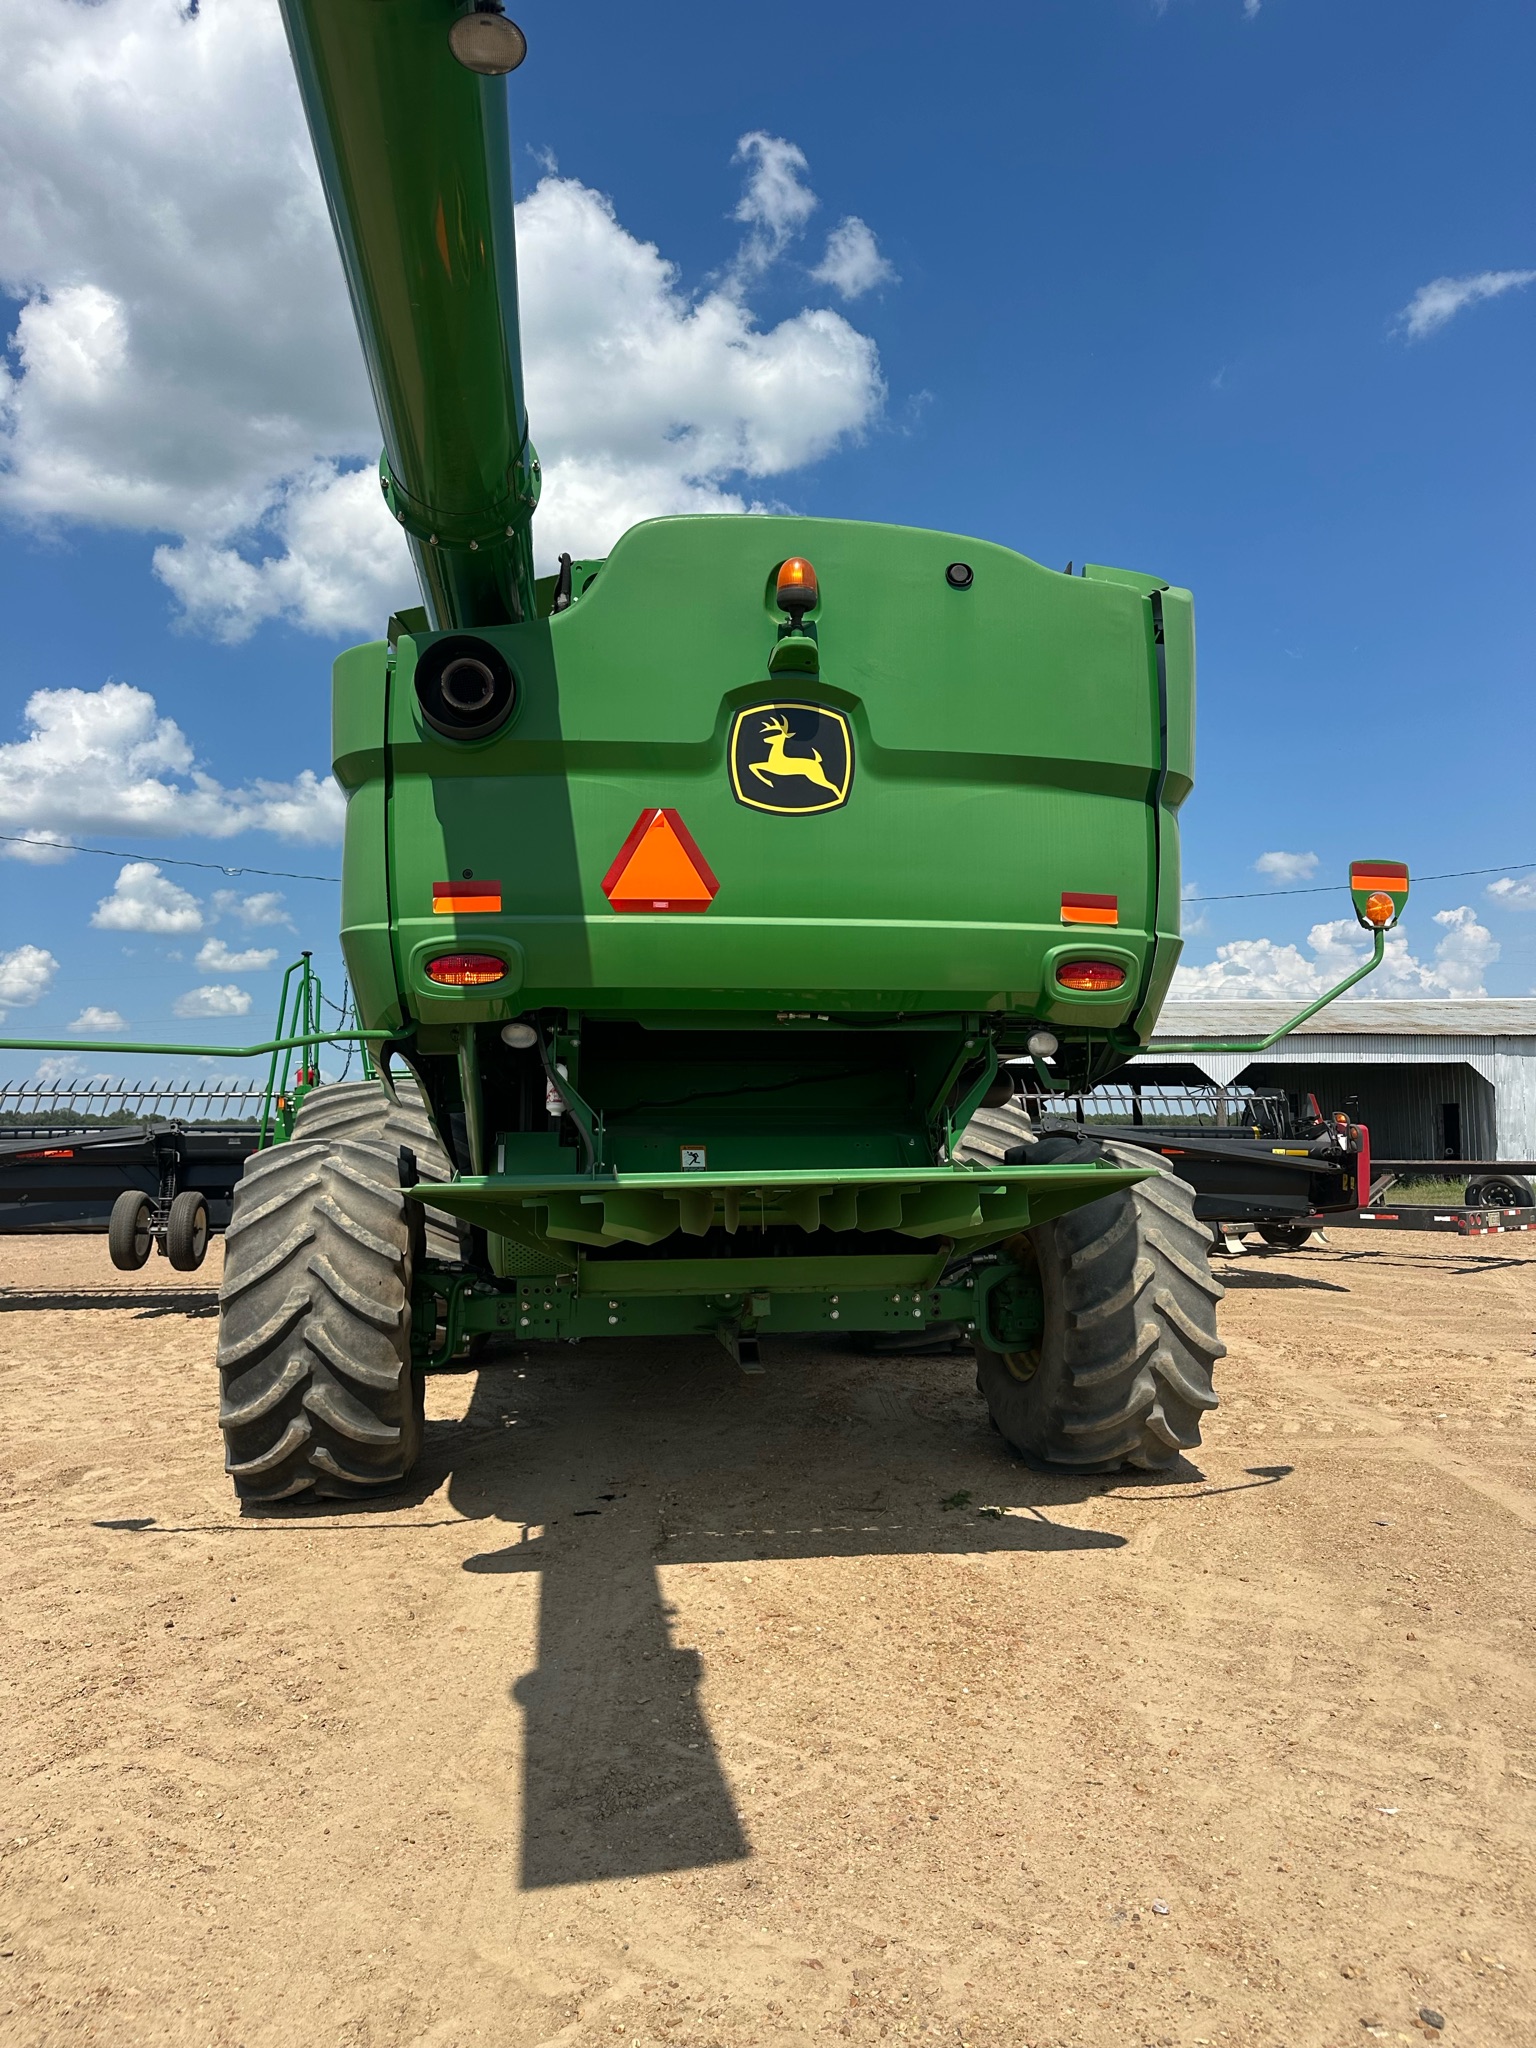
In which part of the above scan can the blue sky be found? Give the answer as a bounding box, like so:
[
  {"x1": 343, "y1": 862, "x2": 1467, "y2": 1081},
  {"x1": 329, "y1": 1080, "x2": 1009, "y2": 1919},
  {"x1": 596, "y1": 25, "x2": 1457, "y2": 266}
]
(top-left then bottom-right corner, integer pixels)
[{"x1": 1, "y1": 0, "x2": 1532, "y2": 1077}]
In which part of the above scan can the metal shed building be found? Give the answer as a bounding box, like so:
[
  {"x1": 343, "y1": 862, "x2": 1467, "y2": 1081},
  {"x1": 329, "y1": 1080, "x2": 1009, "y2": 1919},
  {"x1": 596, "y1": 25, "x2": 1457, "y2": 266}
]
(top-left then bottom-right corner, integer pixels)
[{"x1": 1129, "y1": 1000, "x2": 1536, "y2": 1162}]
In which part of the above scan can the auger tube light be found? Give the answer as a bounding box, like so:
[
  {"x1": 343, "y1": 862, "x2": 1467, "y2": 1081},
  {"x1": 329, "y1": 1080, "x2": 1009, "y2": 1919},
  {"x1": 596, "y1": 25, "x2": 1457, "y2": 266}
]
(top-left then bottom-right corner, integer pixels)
[{"x1": 448, "y1": 4, "x2": 527, "y2": 74}]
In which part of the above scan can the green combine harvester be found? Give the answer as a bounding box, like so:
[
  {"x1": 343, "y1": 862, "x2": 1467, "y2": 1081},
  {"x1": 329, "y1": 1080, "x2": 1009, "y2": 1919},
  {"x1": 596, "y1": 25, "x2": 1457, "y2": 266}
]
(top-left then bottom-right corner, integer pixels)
[{"x1": 175, "y1": 3, "x2": 1399, "y2": 1498}]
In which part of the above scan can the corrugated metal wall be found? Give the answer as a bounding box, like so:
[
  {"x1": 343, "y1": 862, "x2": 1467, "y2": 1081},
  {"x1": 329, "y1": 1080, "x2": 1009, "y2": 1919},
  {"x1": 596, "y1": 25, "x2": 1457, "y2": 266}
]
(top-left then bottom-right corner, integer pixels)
[{"x1": 1234, "y1": 1060, "x2": 1496, "y2": 1160}]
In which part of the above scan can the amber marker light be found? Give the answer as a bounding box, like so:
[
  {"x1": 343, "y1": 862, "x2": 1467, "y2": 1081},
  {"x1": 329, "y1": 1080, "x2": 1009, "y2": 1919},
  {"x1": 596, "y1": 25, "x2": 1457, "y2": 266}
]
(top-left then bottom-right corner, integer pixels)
[
  {"x1": 1056, "y1": 960, "x2": 1127, "y2": 993},
  {"x1": 775, "y1": 556, "x2": 819, "y2": 619},
  {"x1": 425, "y1": 953, "x2": 507, "y2": 986},
  {"x1": 1362, "y1": 891, "x2": 1396, "y2": 929}
]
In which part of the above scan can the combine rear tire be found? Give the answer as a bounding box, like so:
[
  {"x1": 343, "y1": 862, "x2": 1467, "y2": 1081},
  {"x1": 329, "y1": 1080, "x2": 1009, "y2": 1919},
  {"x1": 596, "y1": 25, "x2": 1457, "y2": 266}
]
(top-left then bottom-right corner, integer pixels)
[
  {"x1": 108, "y1": 1191, "x2": 153, "y2": 1271},
  {"x1": 214, "y1": 1078, "x2": 453, "y2": 1503},
  {"x1": 958, "y1": 1119, "x2": 1224, "y2": 1473}
]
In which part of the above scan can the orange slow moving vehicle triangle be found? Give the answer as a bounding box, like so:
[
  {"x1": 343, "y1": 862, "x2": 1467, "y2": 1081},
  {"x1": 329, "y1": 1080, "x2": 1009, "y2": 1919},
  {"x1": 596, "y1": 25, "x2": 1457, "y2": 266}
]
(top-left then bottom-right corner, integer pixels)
[{"x1": 602, "y1": 808, "x2": 719, "y2": 913}]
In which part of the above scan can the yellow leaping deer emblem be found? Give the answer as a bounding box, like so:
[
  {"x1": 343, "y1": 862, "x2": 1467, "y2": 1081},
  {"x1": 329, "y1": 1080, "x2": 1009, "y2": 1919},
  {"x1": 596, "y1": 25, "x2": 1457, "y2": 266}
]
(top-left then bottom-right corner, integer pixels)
[{"x1": 748, "y1": 713, "x2": 842, "y2": 794}]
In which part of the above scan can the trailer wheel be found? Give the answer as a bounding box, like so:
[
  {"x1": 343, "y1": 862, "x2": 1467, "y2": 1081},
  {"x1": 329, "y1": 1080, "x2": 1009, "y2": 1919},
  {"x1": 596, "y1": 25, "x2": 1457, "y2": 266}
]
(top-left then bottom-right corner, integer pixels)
[
  {"x1": 165, "y1": 1190, "x2": 210, "y2": 1271},
  {"x1": 1465, "y1": 1171, "x2": 1533, "y2": 1210},
  {"x1": 1258, "y1": 1221, "x2": 1314, "y2": 1250},
  {"x1": 108, "y1": 1190, "x2": 153, "y2": 1272},
  {"x1": 214, "y1": 1079, "x2": 453, "y2": 1503},
  {"x1": 962, "y1": 1130, "x2": 1225, "y2": 1473}
]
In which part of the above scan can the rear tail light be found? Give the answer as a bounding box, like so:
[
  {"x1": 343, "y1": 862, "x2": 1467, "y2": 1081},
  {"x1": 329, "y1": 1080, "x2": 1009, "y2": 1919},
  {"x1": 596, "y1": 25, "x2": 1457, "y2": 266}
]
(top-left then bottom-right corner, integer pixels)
[
  {"x1": 1055, "y1": 960, "x2": 1126, "y2": 993},
  {"x1": 425, "y1": 953, "x2": 507, "y2": 986}
]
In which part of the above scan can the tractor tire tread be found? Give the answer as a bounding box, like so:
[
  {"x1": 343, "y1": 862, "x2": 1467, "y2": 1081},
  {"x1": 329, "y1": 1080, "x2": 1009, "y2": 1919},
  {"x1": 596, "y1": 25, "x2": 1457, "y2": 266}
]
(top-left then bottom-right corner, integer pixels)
[
  {"x1": 954, "y1": 1129, "x2": 1225, "y2": 1473},
  {"x1": 954, "y1": 1102, "x2": 1036, "y2": 1164},
  {"x1": 216, "y1": 1080, "x2": 434, "y2": 1502}
]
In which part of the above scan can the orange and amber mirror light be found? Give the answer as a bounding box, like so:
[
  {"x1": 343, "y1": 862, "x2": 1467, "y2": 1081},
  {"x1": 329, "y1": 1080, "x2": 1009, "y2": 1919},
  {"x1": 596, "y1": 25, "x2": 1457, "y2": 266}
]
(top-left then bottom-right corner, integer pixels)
[
  {"x1": 1151, "y1": 858, "x2": 1411, "y2": 1059},
  {"x1": 1349, "y1": 860, "x2": 1410, "y2": 932},
  {"x1": 775, "y1": 556, "x2": 819, "y2": 620}
]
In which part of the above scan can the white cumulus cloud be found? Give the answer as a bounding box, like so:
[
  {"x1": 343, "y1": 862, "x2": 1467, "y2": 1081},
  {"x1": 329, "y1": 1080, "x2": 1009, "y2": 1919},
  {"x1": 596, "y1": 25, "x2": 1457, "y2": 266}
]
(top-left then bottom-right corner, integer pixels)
[
  {"x1": 196, "y1": 936, "x2": 278, "y2": 973},
  {"x1": 1486, "y1": 875, "x2": 1536, "y2": 911},
  {"x1": 1171, "y1": 906, "x2": 1498, "y2": 1000},
  {"x1": 1, "y1": 828, "x2": 74, "y2": 865},
  {"x1": 172, "y1": 983, "x2": 252, "y2": 1020},
  {"x1": 1397, "y1": 269, "x2": 1536, "y2": 340},
  {"x1": 0, "y1": 4, "x2": 887, "y2": 642},
  {"x1": 1429, "y1": 904, "x2": 1501, "y2": 992},
  {"x1": 0, "y1": 942, "x2": 57, "y2": 1020},
  {"x1": 68, "y1": 1006, "x2": 127, "y2": 1034},
  {"x1": 211, "y1": 887, "x2": 293, "y2": 929},
  {"x1": 152, "y1": 461, "x2": 413, "y2": 646},
  {"x1": 1254, "y1": 849, "x2": 1319, "y2": 885},
  {"x1": 732, "y1": 132, "x2": 819, "y2": 277},
  {"x1": 91, "y1": 860, "x2": 202, "y2": 934},
  {"x1": 0, "y1": 682, "x2": 343, "y2": 846},
  {"x1": 511, "y1": 172, "x2": 884, "y2": 568},
  {"x1": 811, "y1": 219, "x2": 898, "y2": 300}
]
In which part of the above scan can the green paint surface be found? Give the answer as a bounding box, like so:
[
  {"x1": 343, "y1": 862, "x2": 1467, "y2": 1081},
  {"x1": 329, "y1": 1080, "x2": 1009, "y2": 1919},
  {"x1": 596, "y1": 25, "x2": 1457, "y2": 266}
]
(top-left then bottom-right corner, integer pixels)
[{"x1": 334, "y1": 516, "x2": 1192, "y2": 1042}]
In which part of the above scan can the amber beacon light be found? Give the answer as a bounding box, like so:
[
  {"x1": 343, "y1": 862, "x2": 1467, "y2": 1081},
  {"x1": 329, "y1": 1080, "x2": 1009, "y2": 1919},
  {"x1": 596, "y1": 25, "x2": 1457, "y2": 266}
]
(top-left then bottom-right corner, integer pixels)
[{"x1": 775, "y1": 556, "x2": 819, "y2": 619}]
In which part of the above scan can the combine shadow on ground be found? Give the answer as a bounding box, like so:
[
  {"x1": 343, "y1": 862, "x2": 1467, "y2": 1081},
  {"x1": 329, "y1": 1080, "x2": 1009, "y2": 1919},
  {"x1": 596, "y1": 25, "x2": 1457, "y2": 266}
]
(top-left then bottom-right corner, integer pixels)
[
  {"x1": 102, "y1": 1329, "x2": 1247, "y2": 1892},
  {"x1": 1216, "y1": 1269, "x2": 1351, "y2": 1294},
  {"x1": 416, "y1": 1335, "x2": 1141, "y2": 1891}
]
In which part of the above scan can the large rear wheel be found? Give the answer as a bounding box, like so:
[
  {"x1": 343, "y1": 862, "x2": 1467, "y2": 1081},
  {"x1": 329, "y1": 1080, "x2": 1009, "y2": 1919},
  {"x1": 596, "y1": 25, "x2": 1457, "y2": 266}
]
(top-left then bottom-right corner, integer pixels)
[
  {"x1": 214, "y1": 1077, "x2": 454, "y2": 1503},
  {"x1": 958, "y1": 1114, "x2": 1225, "y2": 1473}
]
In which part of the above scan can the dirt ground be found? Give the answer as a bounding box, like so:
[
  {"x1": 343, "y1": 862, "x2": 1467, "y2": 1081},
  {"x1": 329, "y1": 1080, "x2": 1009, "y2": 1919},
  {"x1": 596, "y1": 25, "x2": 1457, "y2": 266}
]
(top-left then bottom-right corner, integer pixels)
[{"x1": 1, "y1": 1229, "x2": 1533, "y2": 2048}]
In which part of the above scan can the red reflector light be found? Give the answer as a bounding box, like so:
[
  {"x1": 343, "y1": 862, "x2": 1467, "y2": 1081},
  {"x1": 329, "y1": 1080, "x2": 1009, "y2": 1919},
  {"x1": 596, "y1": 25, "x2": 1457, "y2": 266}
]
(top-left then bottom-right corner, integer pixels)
[
  {"x1": 1055, "y1": 960, "x2": 1127, "y2": 993},
  {"x1": 775, "y1": 556, "x2": 819, "y2": 614},
  {"x1": 425, "y1": 953, "x2": 507, "y2": 986}
]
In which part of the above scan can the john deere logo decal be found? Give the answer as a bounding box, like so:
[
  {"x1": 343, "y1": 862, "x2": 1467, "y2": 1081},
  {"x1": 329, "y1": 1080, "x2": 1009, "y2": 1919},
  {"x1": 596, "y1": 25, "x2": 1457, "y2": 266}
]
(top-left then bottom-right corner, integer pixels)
[{"x1": 729, "y1": 703, "x2": 853, "y2": 815}]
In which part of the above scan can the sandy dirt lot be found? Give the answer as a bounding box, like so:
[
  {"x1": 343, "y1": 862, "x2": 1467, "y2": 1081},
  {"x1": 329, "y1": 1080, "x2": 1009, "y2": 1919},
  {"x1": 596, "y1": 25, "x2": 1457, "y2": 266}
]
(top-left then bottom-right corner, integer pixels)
[{"x1": 1, "y1": 1228, "x2": 1533, "y2": 2048}]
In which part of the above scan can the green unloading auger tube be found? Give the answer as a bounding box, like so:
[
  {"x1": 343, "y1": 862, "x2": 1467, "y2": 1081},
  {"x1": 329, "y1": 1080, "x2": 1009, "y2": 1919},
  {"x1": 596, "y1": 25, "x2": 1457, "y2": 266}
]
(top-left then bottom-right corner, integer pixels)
[{"x1": 278, "y1": 0, "x2": 538, "y2": 627}]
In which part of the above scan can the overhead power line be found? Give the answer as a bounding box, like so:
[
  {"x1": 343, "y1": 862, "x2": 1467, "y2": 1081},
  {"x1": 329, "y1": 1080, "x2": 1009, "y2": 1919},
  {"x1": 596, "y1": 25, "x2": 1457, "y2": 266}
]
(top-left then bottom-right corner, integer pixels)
[
  {"x1": 0, "y1": 831, "x2": 339, "y2": 884},
  {"x1": 1185, "y1": 860, "x2": 1536, "y2": 904},
  {"x1": 2, "y1": 829, "x2": 1531, "y2": 909}
]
